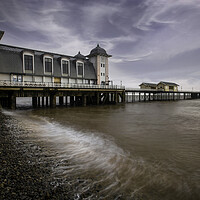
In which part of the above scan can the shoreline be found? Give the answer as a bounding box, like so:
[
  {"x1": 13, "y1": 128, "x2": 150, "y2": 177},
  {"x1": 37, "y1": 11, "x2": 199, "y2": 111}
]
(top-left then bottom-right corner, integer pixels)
[
  {"x1": 0, "y1": 110, "x2": 76, "y2": 200},
  {"x1": 0, "y1": 109, "x2": 108, "y2": 200}
]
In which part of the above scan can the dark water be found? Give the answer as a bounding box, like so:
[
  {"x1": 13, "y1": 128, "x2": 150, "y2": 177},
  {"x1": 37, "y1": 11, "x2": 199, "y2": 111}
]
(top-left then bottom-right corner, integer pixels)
[{"x1": 3, "y1": 99, "x2": 200, "y2": 199}]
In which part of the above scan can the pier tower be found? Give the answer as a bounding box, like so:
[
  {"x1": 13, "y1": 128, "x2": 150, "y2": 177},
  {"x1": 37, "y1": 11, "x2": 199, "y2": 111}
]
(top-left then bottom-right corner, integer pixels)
[{"x1": 87, "y1": 44, "x2": 112, "y2": 85}]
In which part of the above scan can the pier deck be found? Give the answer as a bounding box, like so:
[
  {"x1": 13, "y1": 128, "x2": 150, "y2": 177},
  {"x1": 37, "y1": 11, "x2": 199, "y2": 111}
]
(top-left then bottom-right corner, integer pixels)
[
  {"x1": 0, "y1": 81, "x2": 200, "y2": 109},
  {"x1": 0, "y1": 81, "x2": 125, "y2": 109},
  {"x1": 125, "y1": 88, "x2": 200, "y2": 102}
]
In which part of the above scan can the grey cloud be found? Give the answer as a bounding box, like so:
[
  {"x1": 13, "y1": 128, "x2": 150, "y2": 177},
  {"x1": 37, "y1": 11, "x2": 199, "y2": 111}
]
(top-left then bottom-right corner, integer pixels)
[{"x1": 0, "y1": 0, "x2": 200, "y2": 89}]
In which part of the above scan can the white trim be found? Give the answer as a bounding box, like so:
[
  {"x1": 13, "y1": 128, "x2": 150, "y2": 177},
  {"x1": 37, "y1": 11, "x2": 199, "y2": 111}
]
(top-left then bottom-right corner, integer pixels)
[
  {"x1": 76, "y1": 61, "x2": 84, "y2": 78},
  {"x1": 43, "y1": 55, "x2": 53, "y2": 75},
  {"x1": 61, "y1": 58, "x2": 70, "y2": 76},
  {"x1": 23, "y1": 51, "x2": 34, "y2": 73}
]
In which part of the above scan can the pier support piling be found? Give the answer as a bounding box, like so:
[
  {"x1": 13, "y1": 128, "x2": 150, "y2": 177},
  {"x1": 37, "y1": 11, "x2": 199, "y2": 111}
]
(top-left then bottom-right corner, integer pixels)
[
  {"x1": 82, "y1": 95, "x2": 87, "y2": 107},
  {"x1": 32, "y1": 97, "x2": 37, "y2": 108},
  {"x1": 59, "y1": 96, "x2": 63, "y2": 106},
  {"x1": 42, "y1": 97, "x2": 44, "y2": 107},
  {"x1": 38, "y1": 97, "x2": 40, "y2": 107},
  {"x1": 70, "y1": 96, "x2": 74, "y2": 106},
  {"x1": 8, "y1": 95, "x2": 16, "y2": 109},
  {"x1": 50, "y1": 94, "x2": 56, "y2": 108},
  {"x1": 46, "y1": 97, "x2": 49, "y2": 107}
]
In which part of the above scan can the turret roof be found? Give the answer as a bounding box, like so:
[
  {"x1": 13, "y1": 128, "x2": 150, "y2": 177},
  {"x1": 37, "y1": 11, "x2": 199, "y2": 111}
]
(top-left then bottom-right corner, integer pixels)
[{"x1": 87, "y1": 44, "x2": 111, "y2": 57}]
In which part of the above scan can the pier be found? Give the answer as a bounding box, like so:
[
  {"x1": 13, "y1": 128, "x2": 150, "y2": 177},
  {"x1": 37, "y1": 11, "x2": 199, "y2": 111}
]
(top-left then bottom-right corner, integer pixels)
[
  {"x1": 125, "y1": 88, "x2": 200, "y2": 102},
  {"x1": 0, "y1": 81, "x2": 200, "y2": 109},
  {"x1": 0, "y1": 81, "x2": 125, "y2": 109}
]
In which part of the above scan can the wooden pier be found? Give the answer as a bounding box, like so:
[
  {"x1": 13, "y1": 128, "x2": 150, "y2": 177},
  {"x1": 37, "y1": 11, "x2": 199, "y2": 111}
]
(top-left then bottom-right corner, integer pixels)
[
  {"x1": 0, "y1": 81, "x2": 200, "y2": 109},
  {"x1": 0, "y1": 81, "x2": 125, "y2": 109},
  {"x1": 125, "y1": 88, "x2": 200, "y2": 103}
]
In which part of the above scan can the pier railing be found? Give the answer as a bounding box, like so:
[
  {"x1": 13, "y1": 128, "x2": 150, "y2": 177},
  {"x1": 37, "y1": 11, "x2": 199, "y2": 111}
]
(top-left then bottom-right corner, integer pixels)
[
  {"x1": 0, "y1": 80, "x2": 125, "y2": 90},
  {"x1": 125, "y1": 88, "x2": 200, "y2": 93}
]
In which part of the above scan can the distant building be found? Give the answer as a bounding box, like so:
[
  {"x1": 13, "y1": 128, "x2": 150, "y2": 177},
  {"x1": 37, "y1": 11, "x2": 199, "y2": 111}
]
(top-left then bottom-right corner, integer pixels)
[
  {"x1": 139, "y1": 82, "x2": 157, "y2": 89},
  {"x1": 157, "y1": 81, "x2": 179, "y2": 91},
  {"x1": 139, "y1": 81, "x2": 179, "y2": 91},
  {"x1": 0, "y1": 41, "x2": 112, "y2": 85}
]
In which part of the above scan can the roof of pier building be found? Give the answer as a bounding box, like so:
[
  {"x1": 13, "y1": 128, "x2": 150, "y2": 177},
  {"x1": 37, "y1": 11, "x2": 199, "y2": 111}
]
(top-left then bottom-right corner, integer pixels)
[
  {"x1": 87, "y1": 44, "x2": 112, "y2": 57},
  {"x1": 139, "y1": 82, "x2": 157, "y2": 87},
  {"x1": 158, "y1": 81, "x2": 179, "y2": 86},
  {"x1": 0, "y1": 44, "x2": 96, "y2": 80},
  {"x1": 74, "y1": 51, "x2": 86, "y2": 60}
]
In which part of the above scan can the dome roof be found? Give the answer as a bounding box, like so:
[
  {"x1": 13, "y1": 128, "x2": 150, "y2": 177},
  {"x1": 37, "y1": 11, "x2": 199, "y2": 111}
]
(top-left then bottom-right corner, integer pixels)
[
  {"x1": 74, "y1": 51, "x2": 85, "y2": 60},
  {"x1": 87, "y1": 44, "x2": 111, "y2": 57}
]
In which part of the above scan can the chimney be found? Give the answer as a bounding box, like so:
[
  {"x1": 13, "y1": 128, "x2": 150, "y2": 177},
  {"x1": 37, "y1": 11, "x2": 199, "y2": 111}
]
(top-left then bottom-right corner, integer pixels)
[{"x1": 0, "y1": 31, "x2": 4, "y2": 40}]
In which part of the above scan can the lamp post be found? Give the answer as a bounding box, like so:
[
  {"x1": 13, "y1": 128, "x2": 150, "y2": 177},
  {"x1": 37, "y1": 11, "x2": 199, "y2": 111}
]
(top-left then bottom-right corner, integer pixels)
[{"x1": 0, "y1": 31, "x2": 4, "y2": 40}]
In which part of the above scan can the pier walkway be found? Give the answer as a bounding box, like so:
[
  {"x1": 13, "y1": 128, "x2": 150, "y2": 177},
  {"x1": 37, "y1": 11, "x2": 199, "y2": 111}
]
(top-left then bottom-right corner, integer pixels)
[
  {"x1": 0, "y1": 81, "x2": 125, "y2": 109},
  {"x1": 125, "y1": 88, "x2": 200, "y2": 102},
  {"x1": 0, "y1": 81, "x2": 200, "y2": 109}
]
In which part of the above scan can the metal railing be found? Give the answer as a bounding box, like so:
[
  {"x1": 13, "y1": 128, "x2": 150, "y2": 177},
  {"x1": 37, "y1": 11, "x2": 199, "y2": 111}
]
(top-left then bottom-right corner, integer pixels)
[
  {"x1": 125, "y1": 88, "x2": 163, "y2": 92},
  {"x1": 125, "y1": 88, "x2": 200, "y2": 93},
  {"x1": 0, "y1": 80, "x2": 125, "y2": 90}
]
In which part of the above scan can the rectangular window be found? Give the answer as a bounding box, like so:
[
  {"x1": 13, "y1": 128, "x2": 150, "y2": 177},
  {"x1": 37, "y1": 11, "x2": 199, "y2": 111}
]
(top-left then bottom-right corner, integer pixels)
[
  {"x1": 77, "y1": 62, "x2": 83, "y2": 76},
  {"x1": 169, "y1": 86, "x2": 173, "y2": 90},
  {"x1": 62, "y1": 60, "x2": 69, "y2": 74},
  {"x1": 24, "y1": 55, "x2": 33, "y2": 71},
  {"x1": 45, "y1": 58, "x2": 52, "y2": 73},
  {"x1": 13, "y1": 75, "x2": 17, "y2": 82},
  {"x1": 13, "y1": 75, "x2": 22, "y2": 82}
]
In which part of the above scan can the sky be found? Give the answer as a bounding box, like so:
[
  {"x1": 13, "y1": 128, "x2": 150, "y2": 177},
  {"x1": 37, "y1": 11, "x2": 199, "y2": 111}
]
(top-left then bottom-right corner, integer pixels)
[{"x1": 0, "y1": 0, "x2": 200, "y2": 90}]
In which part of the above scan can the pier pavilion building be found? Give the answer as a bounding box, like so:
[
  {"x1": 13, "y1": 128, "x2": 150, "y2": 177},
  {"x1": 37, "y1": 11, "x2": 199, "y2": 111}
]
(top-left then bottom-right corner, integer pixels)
[
  {"x1": 139, "y1": 81, "x2": 179, "y2": 92},
  {"x1": 139, "y1": 83, "x2": 157, "y2": 90},
  {"x1": 157, "y1": 81, "x2": 179, "y2": 92},
  {"x1": 0, "y1": 43, "x2": 111, "y2": 86}
]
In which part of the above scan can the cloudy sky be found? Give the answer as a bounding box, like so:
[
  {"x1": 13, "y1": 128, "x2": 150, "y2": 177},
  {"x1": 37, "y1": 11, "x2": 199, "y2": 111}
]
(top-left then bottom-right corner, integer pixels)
[{"x1": 0, "y1": 0, "x2": 200, "y2": 90}]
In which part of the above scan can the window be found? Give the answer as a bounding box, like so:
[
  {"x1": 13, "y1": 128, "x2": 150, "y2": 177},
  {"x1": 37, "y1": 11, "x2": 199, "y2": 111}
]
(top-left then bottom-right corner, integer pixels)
[
  {"x1": 44, "y1": 57, "x2": 53, "y2": 73},
  {"x1": 77, "y1": 62, "x2": 83, "y2": 76},
  {"x1": 13, "y1": 75, "x2": 17, "y2": 82},
  {"x1": 12, "y1": 74, "x2": 22, "y2": 82},
  {"x1": 23, "y1": 52, "x2": 34, "y2": 73},
  {"x1": 24, "y1": 55, "x2": 33, "y2": 71},
  {"x1": 62, "y1": 60, "x2": 69, "y2": 75}
]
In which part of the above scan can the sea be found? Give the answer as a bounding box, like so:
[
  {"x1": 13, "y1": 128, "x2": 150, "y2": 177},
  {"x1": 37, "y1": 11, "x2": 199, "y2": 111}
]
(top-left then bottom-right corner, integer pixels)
[{"x1": 2, "y1": 98, "x2": 200, "y2": 199}]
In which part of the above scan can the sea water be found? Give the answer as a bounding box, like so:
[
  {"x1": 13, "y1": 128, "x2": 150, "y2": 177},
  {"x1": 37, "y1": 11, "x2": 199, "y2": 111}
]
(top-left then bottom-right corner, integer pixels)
[{"x1": 3, "y1": 99, "x2": 200, "y2": 199}]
